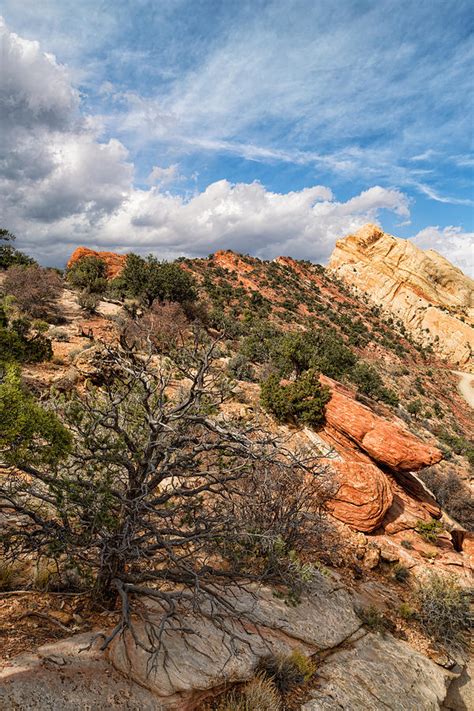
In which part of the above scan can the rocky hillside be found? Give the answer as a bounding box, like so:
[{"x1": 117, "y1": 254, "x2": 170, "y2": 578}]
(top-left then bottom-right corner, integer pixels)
[
  {"x1": 329, "y1": 224, "x2": 474, "y2": 371},
  {"x1": 65, "y1": 240, "x2": 474, "y2": 530},
  {"x1": 1, "y1": 237, "x2": 473, "y2": 710}
]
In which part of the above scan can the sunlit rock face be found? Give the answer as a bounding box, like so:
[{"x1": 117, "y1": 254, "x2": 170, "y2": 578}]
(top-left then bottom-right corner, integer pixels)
[
  {"x1": 329, "y1": 224, "x2": 474, "y2": 371},
  {"x1": 67, "y1": 247, "x2": 127, "y2": 279},
  {"x1": 318, "y1": 376, "x2": 441, "y2": 533}
]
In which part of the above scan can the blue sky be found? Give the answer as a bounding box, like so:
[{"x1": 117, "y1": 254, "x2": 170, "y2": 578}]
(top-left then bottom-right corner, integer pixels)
[{"x1": 0, "y1": 0, "x2": 473, "y2": 272}]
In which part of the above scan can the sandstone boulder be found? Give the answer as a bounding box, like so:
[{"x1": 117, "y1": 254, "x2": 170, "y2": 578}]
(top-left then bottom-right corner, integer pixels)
[
  {"x1": 322, "y1": 378, "x2": 442, "y2": 472},
  {"x1": 443, "y1": 656, "x2": 473, "y2": 710},
  {"x1": 302, "y1": 631, "x2": 455, "y2": 711},
  {"x1": 326, "y1": 460, "x2": 393, "y2": 532},
  {"x1": 109, "y1": 580, "x2": 361, "y2": 709},
  {"x1": 316, "y1": 378, "x2": 441, "y2": 532},
  {"x1": 0, "y1": 633, "x2": 159, "y2": 710},
  {"x1": 67, "y1": 246, "x2": 127, "y2": 279}
]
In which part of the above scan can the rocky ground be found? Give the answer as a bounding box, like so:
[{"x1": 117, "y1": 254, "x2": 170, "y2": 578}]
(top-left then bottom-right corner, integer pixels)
[{"x1": 1, "y1": 236, "x2": 473, "y2": 709}]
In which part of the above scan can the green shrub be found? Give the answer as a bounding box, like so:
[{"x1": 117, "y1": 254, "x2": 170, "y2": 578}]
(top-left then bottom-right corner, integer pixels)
[
  {"x1": 0, "y1": 229, "x2": 36, "y2": 269},
  {"x1": 357, "y1": 605, "x2": 392, "y2": 635},
  {"x1": 0, "y1": 365, "x2": 71, "y2": 468},
  {"x1": 306, "y1": 329, "x2": 357, "y2": 380},
  {"x1": 415, "y1": 574, "x2": 471, "y2": 652},
  {"x1": 119, "y1": 253, "x2": 196, "y2": 307},
  {"x1": 260, "y1": 370, "x2": 331, "y2": 427},
  {"x1": 399, "y1": 603, "x2": 415, "y2": 620},
  {"x1": 407, "y1": 398, "x2": 422, "y2": 418},
  {"x1": 269, "y1": 331, "x2": 316, "y2": 377},
  {"x1": 435, "y1": 428, "x2": 474, "y2": 469},
  {"x1": 257, "y1": 649, "x2": 316, "y2": 693},
  {"x1": 0, "y1": 314, "x2": 53, "y2": 365},
  {"x1": 350, "y1": 362, "x2": 399, "y2": 406},
  {"x1": 253, "y1": 329, "x2": 356, "y2": 381},
  {"x1": 415, "y1": 519, "x2": 443, "y2": 544},
  {"x1": 77, "y1": 291, "x2": 100, "y2": 315},
  {"x1": 67, "y1": 255, "x2": 107, "y2": 294},
  {"x1": 239, "y1": 323, "x2": 281, "y2": 364},
  {"x1": 227, "y1": 354, "x2": 255, "y2": 382}
]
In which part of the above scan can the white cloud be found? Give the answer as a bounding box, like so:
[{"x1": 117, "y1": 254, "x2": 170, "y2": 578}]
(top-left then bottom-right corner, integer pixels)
[
  {"x1": 412, "y1": 182, "x2": 474, "y2": 207},
  {"x1": 14, "y1": 179, "x2": 412, "y2": 267},
  {"x1": 0, "y1": 17, "x2": 133, "y2": 229},
  {"x1": 0, "y1": 17, "x2": 78, "y2": 131},
  {"x1": 147, "y1": 164, "x2": 181, "y2": 186},
  {"x1": 1, "y1": 15, "x2": 472, "y2": 279},
  {"x1": 412, "y1": 226, "x2": 474, "y2": 277}
]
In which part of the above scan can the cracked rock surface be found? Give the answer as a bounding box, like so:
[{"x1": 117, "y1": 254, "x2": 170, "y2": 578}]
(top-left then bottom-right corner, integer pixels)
[{"x1": 302, "y1": 632, "x2": 456, "y2": 711}]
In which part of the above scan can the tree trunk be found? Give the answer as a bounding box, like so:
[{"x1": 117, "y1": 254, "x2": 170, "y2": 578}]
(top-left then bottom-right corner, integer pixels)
[{"x1": 93, "y1": 553, "x2": 126, "y2": 610}]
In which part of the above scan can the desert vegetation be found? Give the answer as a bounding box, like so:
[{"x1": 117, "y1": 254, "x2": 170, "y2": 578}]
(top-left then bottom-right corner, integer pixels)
[
  {"x1": 0, "y1": 229, "x2": 36, "y2": 269},
  {"x1": 3, "y1": 264, "x2": 62, "y2": 320},
  {"x1": 0, "y1": 309, "x2": 334, "y2": 662},
  {"x1": 1, "y1": 237, "x2": 472, "y2": 710}
]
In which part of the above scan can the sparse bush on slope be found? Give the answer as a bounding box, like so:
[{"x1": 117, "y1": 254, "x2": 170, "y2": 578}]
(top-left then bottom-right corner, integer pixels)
[
  {"x1": 260, "y1": 369, "x2": 331, "y2": 427},
  {"x1": 350, "y1": 361, "x2": 399, "y2": 406},
  {"x1": 415, "y1": 574, "x2": 471, "y2": 653},
  {"x1": 3, "y1": 265, "x2": 62, "y2": 320},
  {"x1": 419, "y1": 467, "x2": 474, "y2": 530}
]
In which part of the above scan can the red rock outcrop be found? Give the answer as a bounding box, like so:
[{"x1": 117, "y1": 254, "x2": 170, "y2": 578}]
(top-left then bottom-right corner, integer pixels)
[
  {"x1": 382, "y1": 477, "x2": 441, "y2": 535},
  {"x1": 318, "y1": 377, "x2": 442, "y2": 532},
  {"x1": 326, "y1": 460, "x2": 393, "y2": 533},
  {"x1": 321, "y1": 376, "x2": 442, "y2": 472},
  {"x1": 67, "y1": 247, "x2": 127, "y2": 279}
]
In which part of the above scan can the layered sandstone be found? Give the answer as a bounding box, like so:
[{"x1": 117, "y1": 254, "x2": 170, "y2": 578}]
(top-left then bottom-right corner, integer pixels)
[
  {"x1": 319, "y1": 377, "x2": 442, "y2": 532},
  {"x1": 67, "y1": 247, "x2": 127, "y2": 279},
  {"x1": 329, "y1": 224, "x2": 474, "y2": 370}
]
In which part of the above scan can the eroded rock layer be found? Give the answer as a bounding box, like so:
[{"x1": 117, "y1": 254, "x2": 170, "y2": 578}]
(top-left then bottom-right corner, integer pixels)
[
  {"x1": 317, "y1": 376, "x2": 442, "y2": 533},
  {"x1": 329, "y1": 224, "x2": 474, "y2": 370}
]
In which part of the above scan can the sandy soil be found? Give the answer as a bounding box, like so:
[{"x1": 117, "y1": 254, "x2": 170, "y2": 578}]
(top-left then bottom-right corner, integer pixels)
[{"x1": 453, "y1": 370, "x2": 474, "y2": 409}]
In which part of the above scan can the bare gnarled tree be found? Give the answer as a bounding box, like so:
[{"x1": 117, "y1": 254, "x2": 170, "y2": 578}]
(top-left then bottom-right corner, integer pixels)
[{"x1": 1, "y1": 325, "x2": 332, "y2": 664}]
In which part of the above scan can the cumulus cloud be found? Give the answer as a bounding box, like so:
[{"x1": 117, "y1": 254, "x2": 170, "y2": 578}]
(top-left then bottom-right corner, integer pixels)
[
  {"x1": 0, "y1": 17, "x2": 132, "y2": 230},
  {"x1": 412, "y1": 226, "x2": 474, "y2": 277},
  {"x1": 1, "y1": 15, "x2": 472, "y2": 278},
  {"x1": 0, "y1": 17, "x2": 78, "y2": 131},
  {"x1": 13, "y1": 178, "x2": 412, "y2": 267}
]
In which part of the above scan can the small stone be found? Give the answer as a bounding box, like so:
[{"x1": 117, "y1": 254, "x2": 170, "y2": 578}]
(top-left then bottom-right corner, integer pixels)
[{"x1": 363, "y1": 545, "x2": 380, "y2": 570}]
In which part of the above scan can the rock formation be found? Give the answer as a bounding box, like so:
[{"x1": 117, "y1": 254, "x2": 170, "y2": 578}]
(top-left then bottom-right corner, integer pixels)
[
  {"x1": 318, "y1": 376, "x2": 442, "y2": 533},
  {"x1": 67, "y1": 246, "x2": 127, "y2": 279},
  {"x1": 302, "y1": 632, "x2": 455, "y2": 711},
  {"x1": 1, "y1": 578, "x2": 467, "y2": 711},
  {"x1": 329, "y1": 224, "x2": 474, "y2": 370}
]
